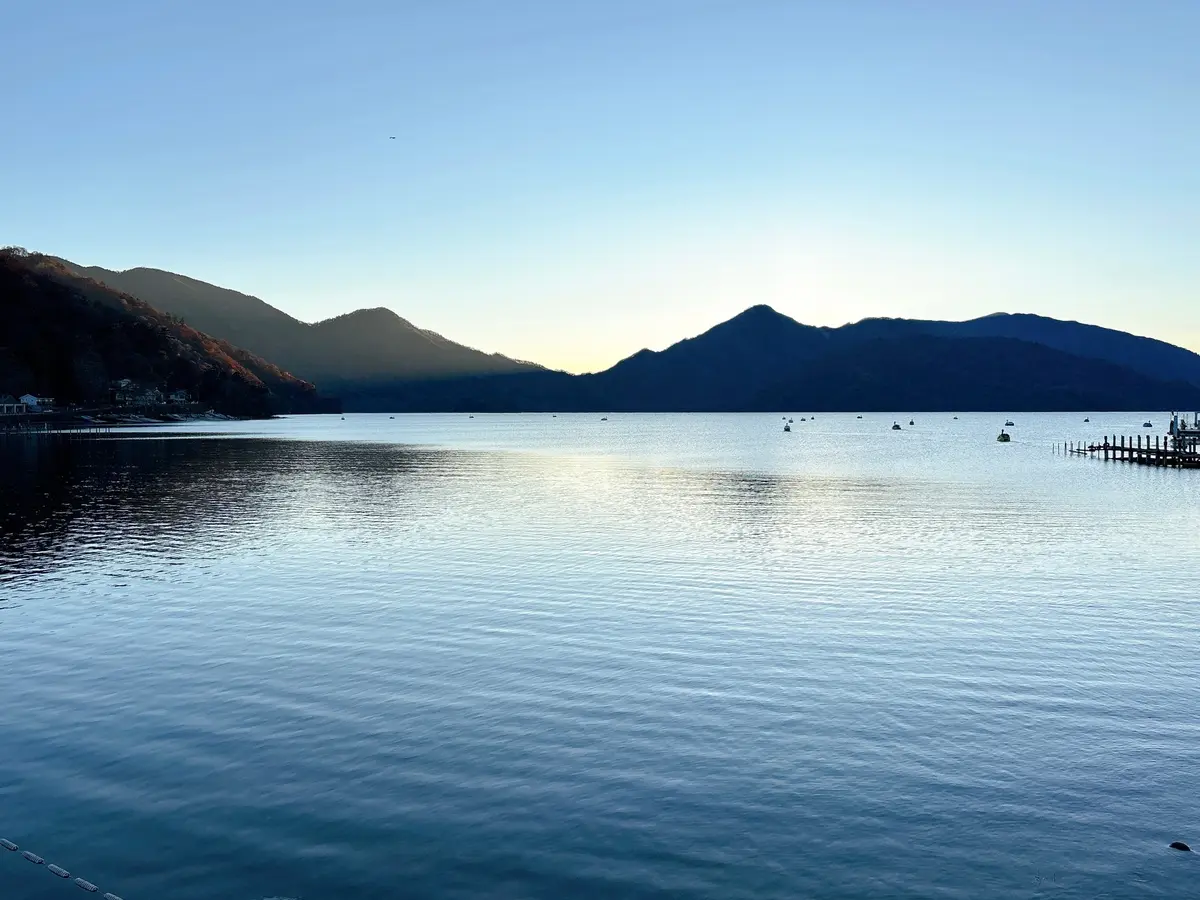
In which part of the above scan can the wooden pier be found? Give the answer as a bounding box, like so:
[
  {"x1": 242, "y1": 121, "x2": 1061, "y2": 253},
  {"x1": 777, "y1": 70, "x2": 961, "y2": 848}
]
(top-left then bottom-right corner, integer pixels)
[
  {"x1": 1, "y1": 416, "x2": 114, "y2": 438},
  {"x1": 1061, "y1": 433, "x2": 1200, "y2": 468}
]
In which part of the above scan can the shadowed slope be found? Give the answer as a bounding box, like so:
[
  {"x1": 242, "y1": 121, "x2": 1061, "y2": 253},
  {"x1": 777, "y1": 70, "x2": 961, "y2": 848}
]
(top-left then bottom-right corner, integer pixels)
[
  {"x1": 2, "y1": 250, "x2": 320, "y2": 416},
  {"x1": 57, "y1": 261, "x2": 543, "y2": 386}
]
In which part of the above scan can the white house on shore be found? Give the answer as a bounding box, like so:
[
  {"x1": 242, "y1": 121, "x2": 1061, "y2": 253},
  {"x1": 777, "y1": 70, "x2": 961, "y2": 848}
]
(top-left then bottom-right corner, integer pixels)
[
  {"x1": 0, "y1": 394, "x2": 27, "y2": 415},
  {"x1": 19, "y1": 394, "x2": 54, "y2": 410}
]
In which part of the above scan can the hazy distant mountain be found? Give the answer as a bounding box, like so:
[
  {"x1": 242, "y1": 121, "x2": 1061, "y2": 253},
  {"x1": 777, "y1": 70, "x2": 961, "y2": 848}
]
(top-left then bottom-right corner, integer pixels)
[
  {"x1": 57, "y1": 261, "x2": 542, "y2": 387},
  {"x1": 839, "y1": 313, "x2": 1200, "y2": 387},
  {"x1": 337, "y1": 305, "x2": 1200, "y2": 412},
  {"x1": 1, "y1": 250, "x2": 322, "y2": 417},
  {"x1": 756, "y1": 335, "x2": 1200, "y2": 412},
  {"x1": 583, "y1": 305, "x2": 832, "y2": 410},
  {"x1": 575, "y1": 305, "x2": 1200, "y2": 410}
]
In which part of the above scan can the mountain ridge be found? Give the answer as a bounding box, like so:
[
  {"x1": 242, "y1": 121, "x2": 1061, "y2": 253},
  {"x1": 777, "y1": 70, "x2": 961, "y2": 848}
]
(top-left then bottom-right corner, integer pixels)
[
  {"x1": 54, "y1": 259, "x2": 543, "y2": 387},
  {"x1": 42, "y1": 256, "x2": 1200, "y2": 413}
]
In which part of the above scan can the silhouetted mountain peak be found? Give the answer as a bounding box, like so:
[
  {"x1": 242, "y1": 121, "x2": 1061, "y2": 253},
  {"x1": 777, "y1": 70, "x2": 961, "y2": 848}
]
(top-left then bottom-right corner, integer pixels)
[
  {"x1": 719, "y1": 303, "x2": 796, "y2": 327},
  {"x1": 317, "y1": 307, "x2": 413, "y2": 329},
  {"x1": 738, "y1": 303, "x2": 781, "y2": 316},
  {"x1": 702, "y1": 303, "x2": 826, "y2": 342}
]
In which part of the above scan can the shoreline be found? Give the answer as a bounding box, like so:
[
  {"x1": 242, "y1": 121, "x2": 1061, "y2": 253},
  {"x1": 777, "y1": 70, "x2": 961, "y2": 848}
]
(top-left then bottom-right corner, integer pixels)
[{"x1": 0, "y1": 409, "x2": 259, "y2": 433}]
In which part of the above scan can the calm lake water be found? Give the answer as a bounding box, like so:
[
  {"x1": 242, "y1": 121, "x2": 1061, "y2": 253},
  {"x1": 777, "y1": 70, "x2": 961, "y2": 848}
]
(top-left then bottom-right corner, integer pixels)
[{"x1": 2, "y1": 413, "x2": 1198, "y2": 899}]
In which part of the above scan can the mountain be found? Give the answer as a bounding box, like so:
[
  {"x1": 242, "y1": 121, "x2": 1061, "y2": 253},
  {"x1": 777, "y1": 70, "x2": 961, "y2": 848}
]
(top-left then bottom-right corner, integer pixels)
[
  {"x1": 568, "y1": 305, "x2": 1200, "y2": 411},
  {"x1": 330, "y1": 305, "x2": 1200, "y2": 412},
  {"x1": 580, "y1": 304, "x2": 832, "y2": 410},
  {"x1": 1, "y1": 249, "x2": 324, "y2": 417},
  {"x1": 56, "y1": 261, "x2": 542, "y2": 387},
  {"x1": 839, "y1": 313, "x2": 1200, "y2": 387},
  {"x1": 755, "y1": 335, "x2": 1200, "y2": 412},
  {"x1": 39, "y1": 255, "x2": 1200, "y2": 412},
  {"x1": 305, "y1": 307, "x2": 539, "y2": 385}
]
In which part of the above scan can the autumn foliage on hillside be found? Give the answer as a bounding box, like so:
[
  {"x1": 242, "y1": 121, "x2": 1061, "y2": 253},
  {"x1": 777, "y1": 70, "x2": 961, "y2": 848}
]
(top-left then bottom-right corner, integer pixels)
[{"x1": 0, "y1": 247, "x2": 321, "y2": 416}]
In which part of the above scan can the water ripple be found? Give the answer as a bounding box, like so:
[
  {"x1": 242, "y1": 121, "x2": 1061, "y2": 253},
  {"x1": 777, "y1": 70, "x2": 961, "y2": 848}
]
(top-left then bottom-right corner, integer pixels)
[{"x1": 1, "y1": 413, "x2": 1198, "y2": 899}]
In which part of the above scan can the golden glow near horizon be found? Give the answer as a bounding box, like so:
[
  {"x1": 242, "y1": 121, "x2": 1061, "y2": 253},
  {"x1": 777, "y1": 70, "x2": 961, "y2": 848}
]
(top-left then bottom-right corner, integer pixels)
[{"x1": 163, "y1": 215, "x2": 1196, "y2": 375}]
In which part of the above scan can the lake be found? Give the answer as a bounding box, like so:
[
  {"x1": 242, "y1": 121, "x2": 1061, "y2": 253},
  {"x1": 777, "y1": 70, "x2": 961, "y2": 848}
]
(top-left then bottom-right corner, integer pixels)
[{"x1": 1, "y1": 412, "x2": 1198, "y2": 899}]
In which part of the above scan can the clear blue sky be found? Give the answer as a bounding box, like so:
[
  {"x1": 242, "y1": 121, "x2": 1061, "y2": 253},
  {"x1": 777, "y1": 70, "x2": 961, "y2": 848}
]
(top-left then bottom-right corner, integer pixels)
[{"x1": 4, "y1": 0, "x2": 1197, "y2": 372}]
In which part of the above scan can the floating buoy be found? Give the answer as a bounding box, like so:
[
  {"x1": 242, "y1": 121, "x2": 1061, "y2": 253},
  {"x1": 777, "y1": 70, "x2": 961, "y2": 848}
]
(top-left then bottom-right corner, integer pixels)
[
  {"x1": 22, "y1": 850, "x2": 44, "y2": 864},
  {"x1": 48, "y1": 863, "x2": 70, "y2": 877},
  {"x1": 1170, "y1": 841, "x2": 1192, "y2": 852},
  {"x1": 75, "y1": 878, "x2": 100, "y2": 892},
  {"x1": 0, "y1": 839, "x2": 16, "y2": 851}
]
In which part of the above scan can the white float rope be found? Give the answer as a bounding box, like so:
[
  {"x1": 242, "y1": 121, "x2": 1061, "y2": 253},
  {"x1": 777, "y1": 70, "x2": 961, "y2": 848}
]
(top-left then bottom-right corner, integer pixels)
[{"x1": 1, "y1": 836, "x2": 122, "y2": 898}]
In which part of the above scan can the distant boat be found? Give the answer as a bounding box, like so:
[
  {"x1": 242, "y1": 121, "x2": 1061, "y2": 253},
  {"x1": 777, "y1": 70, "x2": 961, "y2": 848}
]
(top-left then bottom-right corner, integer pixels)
[
  {"x1": 389, "y1": 416, "x2": 394, "y2": 419},
  {"x1": 997, "y1": 429, "x2": 1011, "y2": 442},
  {"x1": 601, "y1": 417, "x2": 608, "y2": 421},
  {"x1": 800, "y1": 418, "x2": 806, "y2": 422},
  {"x1": 784, "y1": 423, "x2": 791, "y2": 432},
  {"x1": 892, "y1": 422, "x2": 902, "y2": 430},
  {"x1": 857, "y1": 415, "x2": 863, "y2": 419},
  {"x1": 1143, "y1": 421, "x2": 1153, "y2": 427},
  {"x1": 1004, "y1": 420, "x2": 1014, "y2": 427},
  {"x1": 789, "y1": 418, "x2": 794, "y2": 423},
  {"x1": 1084, "y1": 417, "x2": 1090, "y2": 422},
  {"x1": 953, "y1": 416, "x2": 959, "y2": 420}
]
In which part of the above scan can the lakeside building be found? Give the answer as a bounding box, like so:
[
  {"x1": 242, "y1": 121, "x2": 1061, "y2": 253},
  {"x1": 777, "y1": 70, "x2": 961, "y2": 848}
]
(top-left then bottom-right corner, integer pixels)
[
  {"x1": 0, "y1": 394, "x2": 28, "y2": 415},
  {"x1": 110, "y1": 379, "x2": 163, "y2": 406},
  {"x1": 18, "y1": 393, "x2": 54, "y2": 410}
]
